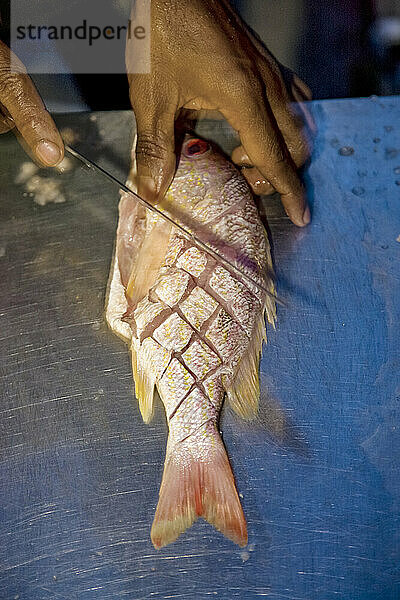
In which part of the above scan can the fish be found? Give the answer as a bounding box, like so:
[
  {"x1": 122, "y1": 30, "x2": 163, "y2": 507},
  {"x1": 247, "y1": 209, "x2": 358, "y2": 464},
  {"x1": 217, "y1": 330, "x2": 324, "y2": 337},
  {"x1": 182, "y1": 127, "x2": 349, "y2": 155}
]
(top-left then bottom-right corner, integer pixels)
[{"x1": 106, "y1": 135, "x2": 276, "y2": 549}]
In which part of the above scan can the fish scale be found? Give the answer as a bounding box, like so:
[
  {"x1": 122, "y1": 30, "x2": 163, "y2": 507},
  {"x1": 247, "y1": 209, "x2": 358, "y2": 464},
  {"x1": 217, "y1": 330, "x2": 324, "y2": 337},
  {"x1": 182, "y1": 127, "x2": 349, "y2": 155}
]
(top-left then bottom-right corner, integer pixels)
[
  {"x1": 106, "y1": 135, "x2": 276, "y2": 549},
  {"x1": 140, "y1": 241, "x2": 230, "y2": 427}
]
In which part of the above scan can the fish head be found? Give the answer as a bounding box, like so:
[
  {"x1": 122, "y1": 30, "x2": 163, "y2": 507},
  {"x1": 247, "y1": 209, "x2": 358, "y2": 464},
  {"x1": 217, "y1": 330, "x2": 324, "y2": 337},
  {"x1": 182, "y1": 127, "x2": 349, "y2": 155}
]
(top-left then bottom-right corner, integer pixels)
[
  {"x1": 158, "y1": 135, "x2": 269, "y2": 286},
  {"x1": 163, "y1": 135, "x2": 243, "y2": 212}
]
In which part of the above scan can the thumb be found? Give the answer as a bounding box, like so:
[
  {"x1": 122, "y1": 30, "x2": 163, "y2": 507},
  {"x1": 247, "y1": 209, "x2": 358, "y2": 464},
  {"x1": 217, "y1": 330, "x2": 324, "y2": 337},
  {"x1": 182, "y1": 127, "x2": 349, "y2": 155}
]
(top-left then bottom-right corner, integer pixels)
[
  {"x1": 133, "y1": 103, "x2": 177, "y2": 205},
  {"x1": 0, "y1": 41, "x2": 63, "y2": 166}
]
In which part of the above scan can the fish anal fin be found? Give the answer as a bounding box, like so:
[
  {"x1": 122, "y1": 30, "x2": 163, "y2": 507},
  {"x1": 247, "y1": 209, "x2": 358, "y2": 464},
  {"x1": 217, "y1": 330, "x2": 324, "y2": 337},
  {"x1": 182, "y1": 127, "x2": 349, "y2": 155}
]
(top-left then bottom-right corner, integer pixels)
[
  {"x1": 131, "y1": 345, "x2": 155, "y2": 423},
  {"x1": 151, "y1": 426, "x2": 247, "y2": 549},
  {"x1": 225, "y1": 308, "x2": 270, "y2": 420}
]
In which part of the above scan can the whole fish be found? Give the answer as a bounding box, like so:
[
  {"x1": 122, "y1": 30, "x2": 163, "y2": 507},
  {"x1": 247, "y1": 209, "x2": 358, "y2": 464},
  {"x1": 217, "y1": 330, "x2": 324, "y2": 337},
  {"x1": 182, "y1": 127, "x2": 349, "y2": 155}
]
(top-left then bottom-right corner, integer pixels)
[{"x1": 106, "y1": 135, "x2": 275, "y2": 549}]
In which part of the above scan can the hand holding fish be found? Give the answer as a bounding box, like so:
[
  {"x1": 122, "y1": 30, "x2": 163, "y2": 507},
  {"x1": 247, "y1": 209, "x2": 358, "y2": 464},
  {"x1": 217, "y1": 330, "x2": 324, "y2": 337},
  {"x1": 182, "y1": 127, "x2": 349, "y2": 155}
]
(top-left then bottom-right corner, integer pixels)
[
  {"x1": 127, "y1": 0, "x2": 313, "y2": 226},
  {"x1": 0, "y1": 40, "x2": 64, "y2": 166}
]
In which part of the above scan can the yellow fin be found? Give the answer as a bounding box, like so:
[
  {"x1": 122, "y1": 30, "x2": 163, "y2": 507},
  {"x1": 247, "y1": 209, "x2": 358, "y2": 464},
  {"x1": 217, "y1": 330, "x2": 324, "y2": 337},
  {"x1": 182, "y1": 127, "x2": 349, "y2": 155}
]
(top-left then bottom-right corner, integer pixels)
[
  {"x1": 226, "y1": 241, "x2": 276, "y2": 420},
  {"x1": 225, "y1": 293, "x2": 276, "y2": 420},
  {"x1": 126, "y1": 219, "x2": 172, "y2": 307},
  {"x1": 263, "y1": 234, "x2": 277, "y2": 327},
  {"x1": 131, "y1": 344, "x2": 155, "y2": 423}
]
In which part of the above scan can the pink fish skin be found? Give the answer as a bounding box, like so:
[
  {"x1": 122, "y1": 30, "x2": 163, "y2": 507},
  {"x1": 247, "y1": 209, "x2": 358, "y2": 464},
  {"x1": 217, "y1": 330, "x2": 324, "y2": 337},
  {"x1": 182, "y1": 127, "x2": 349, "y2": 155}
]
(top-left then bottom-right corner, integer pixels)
[{"x1": 106, "y1": 136, "x2": 275, "y2": 549}]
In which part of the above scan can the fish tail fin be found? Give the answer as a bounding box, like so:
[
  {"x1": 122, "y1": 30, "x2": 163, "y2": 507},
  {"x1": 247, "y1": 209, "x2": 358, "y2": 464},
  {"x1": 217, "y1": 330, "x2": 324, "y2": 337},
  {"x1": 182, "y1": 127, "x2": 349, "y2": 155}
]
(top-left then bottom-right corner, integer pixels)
[{"x1": 151, "y1": 426, "x2": 247, "y2": 549}]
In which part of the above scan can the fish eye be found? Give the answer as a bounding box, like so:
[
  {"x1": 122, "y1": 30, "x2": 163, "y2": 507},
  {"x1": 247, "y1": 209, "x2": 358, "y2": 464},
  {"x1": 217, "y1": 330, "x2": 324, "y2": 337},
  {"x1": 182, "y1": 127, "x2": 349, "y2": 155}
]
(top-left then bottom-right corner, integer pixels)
[{"x1": 183, "y1": 138, "x2": 210, "y2": 158}]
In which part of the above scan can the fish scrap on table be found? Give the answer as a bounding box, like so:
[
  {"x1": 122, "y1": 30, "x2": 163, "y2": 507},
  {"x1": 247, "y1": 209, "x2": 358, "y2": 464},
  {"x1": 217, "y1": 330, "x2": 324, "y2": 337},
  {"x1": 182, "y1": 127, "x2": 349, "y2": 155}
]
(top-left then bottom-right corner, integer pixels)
[{"x1": 106, "y1": 135, "x2": 276, "y2": 549}]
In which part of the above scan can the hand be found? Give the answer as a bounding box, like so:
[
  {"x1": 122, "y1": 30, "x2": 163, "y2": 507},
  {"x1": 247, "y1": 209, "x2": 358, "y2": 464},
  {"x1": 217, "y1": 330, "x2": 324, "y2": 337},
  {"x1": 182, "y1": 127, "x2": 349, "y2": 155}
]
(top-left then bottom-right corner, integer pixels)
[
  {"x1": 126, "y1": 0, "x2": 313, "y2": 227},
  {"x1": 0, "y1": 40, "x2": 63, "y2": 166}
]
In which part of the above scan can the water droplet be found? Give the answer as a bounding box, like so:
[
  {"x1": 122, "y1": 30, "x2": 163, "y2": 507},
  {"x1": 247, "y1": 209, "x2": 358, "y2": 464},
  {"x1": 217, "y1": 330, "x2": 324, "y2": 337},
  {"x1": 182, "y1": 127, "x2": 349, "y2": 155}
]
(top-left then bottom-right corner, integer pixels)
[
  {"x1": 339, "y1": 146, "x2": 354, "y2": 156},
  {"x1": 385, "y1": 148, "x2": 399, "y2": 159},
  {"x1": 92, "y1": 321, "x2": 101, "y2": 330},
  {"x1": 357, "y1": 170, "x2": 367, "y2": 177},
  {"x1": 384, "y1": 125, "x2": 393, "y2": 132},
  {"x1": 352, "y1": 186, "x2": 365, "y2": 196},
  {"x1": 381, "y1": 245, "x2": 389, "y2": 250},
  {"x1": 240, "y1": 551, "x2": 250, "y2": 562},
  {"x1": 373, "y1": 137, "x2": 381, "y2": 143},
  {"x1": 394, "y1": 166, "x2": 400, "y2": 174},
  {"x1": 395, "y1": 180, "x2": 400, "y2": 186}
]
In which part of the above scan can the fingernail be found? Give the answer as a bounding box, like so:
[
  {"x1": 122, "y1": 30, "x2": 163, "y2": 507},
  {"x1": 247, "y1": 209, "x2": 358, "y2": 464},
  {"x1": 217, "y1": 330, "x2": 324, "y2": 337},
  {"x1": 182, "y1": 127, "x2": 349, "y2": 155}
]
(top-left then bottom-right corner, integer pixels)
[
  {"x1": 302, "y1": 205, "x2": 311, "y2": 225},
  {"x1": 35, "y1": 140, "x2": 62, "y2": 166}
]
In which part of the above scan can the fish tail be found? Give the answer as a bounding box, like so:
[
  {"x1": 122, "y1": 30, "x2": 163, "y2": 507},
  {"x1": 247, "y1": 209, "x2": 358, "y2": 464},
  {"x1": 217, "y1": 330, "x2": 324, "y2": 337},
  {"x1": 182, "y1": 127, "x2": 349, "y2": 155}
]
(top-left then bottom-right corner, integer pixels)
[{"x1": 151, "y1": 424, "x2": 247, "y2": 549}]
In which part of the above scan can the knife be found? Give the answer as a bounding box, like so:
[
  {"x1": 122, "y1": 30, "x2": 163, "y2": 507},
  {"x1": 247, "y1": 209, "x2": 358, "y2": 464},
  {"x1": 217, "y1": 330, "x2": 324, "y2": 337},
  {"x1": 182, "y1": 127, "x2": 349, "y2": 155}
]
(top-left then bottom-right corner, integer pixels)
[{"x1": 65, "y1": 145, "x2": 284, "y2": 307}]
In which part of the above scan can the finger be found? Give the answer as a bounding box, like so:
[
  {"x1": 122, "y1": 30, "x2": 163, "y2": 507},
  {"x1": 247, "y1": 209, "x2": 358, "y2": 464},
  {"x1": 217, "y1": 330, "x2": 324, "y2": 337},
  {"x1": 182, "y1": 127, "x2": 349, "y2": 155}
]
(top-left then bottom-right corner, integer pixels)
[
  {"x1": 277, "y1": 62, "x2": 312, "y2": 102},
  {"x1": 290, "y1": 81, "x2": 309, "y2": 104},
  {"x1": 290, "y1": 85, "x2": 308, "y2": 105},
  {"x1": 0, "y1": 42, "x2": 64, "y2": 166},
  {"x1": 231, "y1": 96, "x2": 311, "y2": 183},
  {"x1": 290, "y1": 86, "x2": 317, "y2": 137},
  {"x1": 260, "y1": 73, "x2": 312, "y2": 170},
  {"x1": 221, "y1": 92, "x2": 310, "y2": 227},
  {"x1": 0, "y1": 108, "x2": 14, "y2": 134},
  {"x1": 129, "y1": 79, "x2": 178, "y2": 204},
  {"x1": 243, "y1": 166, "x2": 275, "y2": 195},
  {"x1": 292, "y1": 74, "x2": 312, "y2": 100},
  {"x1": 231, "y1": 145, "x2": 275, "y2": 194},
  {"x1": 211, "y1": 4, "x2": 312, "y2": 171},
  {"x1": 231, "y1": 145, "x2": 253, "y2": 168}
]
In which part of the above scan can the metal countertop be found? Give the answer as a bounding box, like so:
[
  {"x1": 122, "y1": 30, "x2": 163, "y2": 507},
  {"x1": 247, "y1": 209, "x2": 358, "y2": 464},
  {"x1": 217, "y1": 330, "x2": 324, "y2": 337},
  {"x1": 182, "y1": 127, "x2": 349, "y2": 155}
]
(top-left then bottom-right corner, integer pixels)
[{"x1": 1, "y1": 97, "x2": 399, "y2": 600}]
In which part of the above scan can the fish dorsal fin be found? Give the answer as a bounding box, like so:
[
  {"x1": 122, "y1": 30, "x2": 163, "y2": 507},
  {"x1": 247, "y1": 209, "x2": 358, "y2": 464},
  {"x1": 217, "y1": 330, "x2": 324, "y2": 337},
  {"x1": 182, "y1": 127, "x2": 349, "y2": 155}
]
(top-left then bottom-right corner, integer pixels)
[
  {"x1": 224, "y1": 234, "x2": 276, "y2": 420},
  {"x1": 225, "y1": 296, "x2": 276, "y2": 420}
]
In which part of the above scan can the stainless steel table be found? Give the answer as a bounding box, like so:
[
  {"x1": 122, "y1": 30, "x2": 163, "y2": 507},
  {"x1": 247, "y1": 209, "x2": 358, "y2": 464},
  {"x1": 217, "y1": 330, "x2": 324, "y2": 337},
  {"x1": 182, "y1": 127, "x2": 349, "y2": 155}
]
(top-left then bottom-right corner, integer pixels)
[{"x1": 1, "y1": 97, "x2": 399, "y2": 600}]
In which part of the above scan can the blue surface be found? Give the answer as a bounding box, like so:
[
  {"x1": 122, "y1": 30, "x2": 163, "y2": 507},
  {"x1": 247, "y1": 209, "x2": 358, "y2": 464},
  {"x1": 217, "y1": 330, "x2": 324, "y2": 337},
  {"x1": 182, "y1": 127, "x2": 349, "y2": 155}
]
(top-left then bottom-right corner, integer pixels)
[{"x1": 0, "y1": 97, "x2": 399, "y2": 599}]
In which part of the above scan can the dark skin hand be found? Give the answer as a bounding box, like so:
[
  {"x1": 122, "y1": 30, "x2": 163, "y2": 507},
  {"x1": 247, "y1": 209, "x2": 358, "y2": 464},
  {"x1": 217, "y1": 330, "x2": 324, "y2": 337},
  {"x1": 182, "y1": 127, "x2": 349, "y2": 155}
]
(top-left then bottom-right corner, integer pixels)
[
  {"x1": 127, "y1": 0, "x2": 314, "y2": 226},
  {"x1": 0, "y1": 0, "x2": 313, "y2": 224},
  {"x1": 0, "y1": 40, "x2": 64, "y2": 166}
]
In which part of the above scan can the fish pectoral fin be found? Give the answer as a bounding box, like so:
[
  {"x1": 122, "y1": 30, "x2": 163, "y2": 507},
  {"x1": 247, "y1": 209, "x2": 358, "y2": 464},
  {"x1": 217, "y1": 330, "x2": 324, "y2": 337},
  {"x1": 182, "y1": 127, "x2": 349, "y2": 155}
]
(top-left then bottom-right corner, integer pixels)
[
  {"x1": 126, "y1": 219, "x2": 172, "y2": 307},
  {"x1": 151, "y1": 426, "x2": 247, "y2": 549},
  {"x1": 131, "y1": 345, "x2": 155, "y2": 423},
  {"x1": 225, "y1": 309, "x2": 269, "y2": 420}
]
